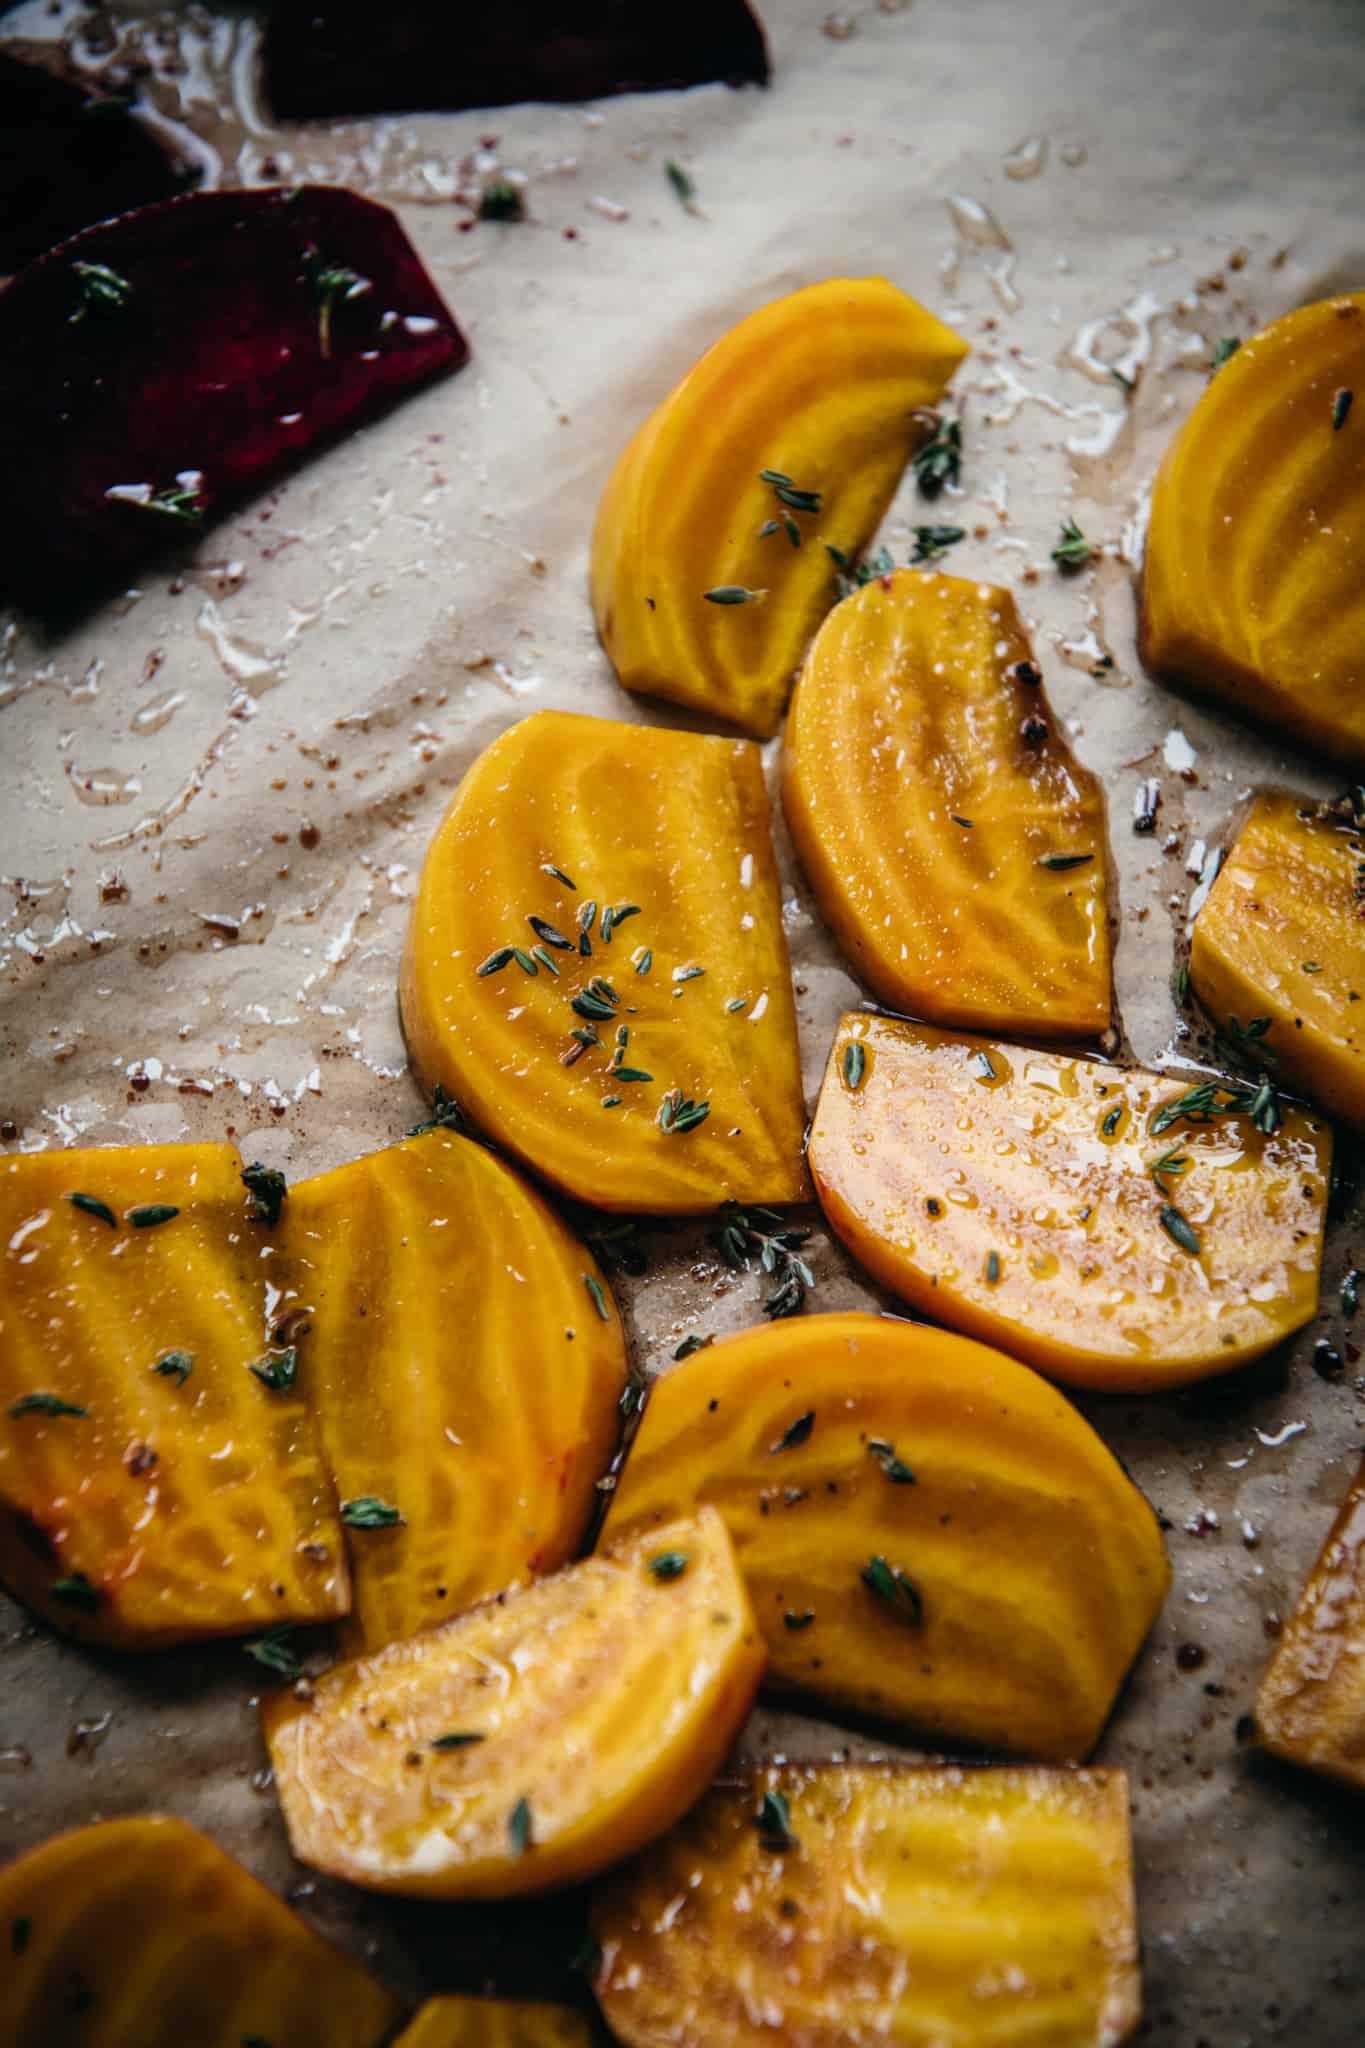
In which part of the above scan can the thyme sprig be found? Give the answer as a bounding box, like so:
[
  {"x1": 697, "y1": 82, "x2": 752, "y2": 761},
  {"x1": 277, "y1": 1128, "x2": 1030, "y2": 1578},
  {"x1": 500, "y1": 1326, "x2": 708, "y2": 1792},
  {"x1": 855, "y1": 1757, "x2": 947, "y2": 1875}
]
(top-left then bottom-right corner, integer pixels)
[
  {"x1": 911, "y1": 524, "x2": 965, "y2": 563},
  {"x1": 658, "y1": 1088, "x2": 710, "y2": 1135},
  {"x1": 408, "y1": 1085, "x2": 468, "y2": 1137},
  {"x1": 72, "y1": 260, "x2": 132, "y2": 317},
  {"x1": 304, "y1": 248, "x2": 372, "y2": 357},
  {"x1": 827, "y1": 542, "x2": 893, "y2": 600},
  {"x1": 1209, "y1": 337, "x2": 1241, "y2": 376},
  {"x1": 244, "y1": 1624, "x2": 300, "y2": 1679},
  {"x1": 754, "y1": 1788, "x2": 797, "y2": 1852},
  {"x1": 1051, "y1": 519, "x2": 1095, "y2": 571},
  {"x1": 241, "y1": 1160, "x2": 287, "y2": 1225},
  {"x1": 714, "y1": 1201, "x2": 813, "y2": 1319},
  {"x1": 1151, "y1": 1019, "x2": 1282, "y2": 1138},
  {"x1": 912, "y1": 413, "x2": 962, "y2": 496}
]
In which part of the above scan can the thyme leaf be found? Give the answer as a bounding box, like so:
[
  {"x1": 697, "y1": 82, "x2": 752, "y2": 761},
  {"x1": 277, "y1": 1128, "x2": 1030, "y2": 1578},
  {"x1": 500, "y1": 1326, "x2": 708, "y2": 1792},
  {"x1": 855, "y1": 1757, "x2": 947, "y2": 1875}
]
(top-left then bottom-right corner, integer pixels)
[
  {"x1": 912, "y1": 413, "x2": 962, "y2": 496},
  {"x1": 67, "y1": 1192, "x2": 117, "y2": 1228},
  {"x1": 911, "y1": 523, "x2": 965, "y2": 562},
  {"x1": 339, "y1": 1496, "x2": 403, "y2": 1529},
  {"x1": 771, "y1": 1411, "x2": 815, "y2": 1454},
  {"x1": 584, "y1": 1273, "x2": 612, "y2": 1322},
  {"x1": 241, "y1": 1161, "x2": 287, "y2": 1225},
  {"x1": 867, "y1": 1438, "x2": 916, "y2": 1484},
  {"x1": 664, "y1": 159, "x2": 695, "y2": 207},
  {"x1": 843, "y1": 1041, "x2": 866, "y2": 1091},
  {"x1": 244, "y1": 1624, "x2": 300, "y2": 1679},
  {"x1": 52, "y1": 1573, "x2": 99, "y2": 1611},
  {"x1": 1209, "y1": 337, "x2": 1241, "y2": 376},
  {"x1": 860, "y1": 1554, "x2": 924, "y2": 1626},
  {"x1": 754, "y1": 1787, "x2": 797, "y2": 1852},
  {"x1": 153, "y1": 1350, "x2": 193, "y2": 1385},
  {"x1": 508, "y1": 1797, "x2": 533, "y2": 1857},
  {"x1": 1333, "y1": 388, "x2": 1354, "y2": 432},
  {"x1": 408, "y1": 1085, "x2": 468, "y2": 1137},
  {"x1": 1051, "y1": 518, "x2": 1094, "y2": 571},
  {"x1": 646, "y1": 1551, "x2": 689, "y2": 1581},
  {"x1": 714, "y1": 1201, "x2": 813, "y2": 1319},
  {"x1": 431, "y1": 1731, "x2": 484, "y2": 1751},
  {"x1": 1159, "y1": 1205, "x2": 1200, "y2": 1256},
  {"x1": 249, "y1": 1346, "x2": 298, "y2": 1393},
  {"x1": 704, "y1": 585, "x2": 763, "y2": 605},
  {"x1": 128, "y1": 1204, "x2": 179, "y2": 1229},
  {"x1": 9, "y1": 1394, "x2": 87, "y2": 1419}
]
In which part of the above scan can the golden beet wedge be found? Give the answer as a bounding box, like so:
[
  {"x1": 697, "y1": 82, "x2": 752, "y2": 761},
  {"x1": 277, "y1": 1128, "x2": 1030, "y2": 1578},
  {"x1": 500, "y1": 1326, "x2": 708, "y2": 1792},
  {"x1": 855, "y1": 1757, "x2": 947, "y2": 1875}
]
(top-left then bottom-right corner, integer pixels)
[
  {"x1": 0, "y1": 1814, "x2": 400, "y2": 2048},
  {"x1": 279, "y1": 1127, "x2": 626, "y2": 1654},
  {"x1": 401, "y1": 710, "x2": 807, "y2": 1214},
  {"x1": 394, "y1": 2002, "x2": 593, "y2": 2048},
  {"x1": 264, "y1": 1508, "x2": 765, "y2": 1899},
  {"x1": 1141, "y1": 293, "x2": 1365, "y2": 762},
  {"x1": 1190, "y1": 789, "x2": 1365, "y2": 1132},
  {"x1": 593, "y1": 1764, "x2": 1141, "y2": 2048},
  {"x1": 0, "y1": 1144, "x2": 347, "y2": 1649},
  {"x1": 1256, "y1": 1456, "x2": 1365, "y2": 1791},
  {"x1": 809, "y1": 1015, "x2": 1330, "y2": 1393},
  {"x1": 601, "y1": 1314, "x2": 1168, "y2": 1761},
  {"x1": 591, "y1": 277, "x2": 969, "y2": 737},
  {"x1": 784, "y1": 568, "x2": 1111, "y2": 1035}
]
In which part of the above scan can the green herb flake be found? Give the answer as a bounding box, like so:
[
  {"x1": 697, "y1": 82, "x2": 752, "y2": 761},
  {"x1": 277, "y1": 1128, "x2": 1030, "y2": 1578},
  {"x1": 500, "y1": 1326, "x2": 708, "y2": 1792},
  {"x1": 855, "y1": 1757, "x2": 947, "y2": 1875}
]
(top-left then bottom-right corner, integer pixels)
[
  {"x1": 1302, "y1": 961, "x2": 1323, "y2": 974},
  {"x1": 1149, "y1": 1147, "x2": 1191, "y2": 1190},
  {"x1": 8, "y1": 1393, "x2": 87, "y2": 1419},
  {"x1": 128, "y1": 1203, "x2": 179, "y2": 1229},
  {"x1": 726, "y1": 997, "x2": 747, "y2": 1013},
  {"x1": 771, "y1": 1410, "x2": 815, "y2": 1454},
  {"x1": 528, "y1": 915, "x2": 572, "y2": 952},
  {"x1": 304, "y1": 246, "x2": 374, "y2": 357},
  {"x1": 912, "y1": 414, "x2": 962, "y2": 497},
  {"x1": 673, "y1": 965, "x2": 705, "y2": 984},
  {"x1": 950, "y1": 814, "x2": 973, "y2": 828},
  {"x1": 511, "y1": 948, "x2": 539, "y2": 976},
  {"x1": 1210, "y1": 337, "x2": 1241, "y2": 375},
  {"x1": 665, "y1": 159, "x2": 695, "y2": 206},
  {"x1": 72, "y1": 260, "x2": 132, "y2": 315},
  {"x1": 249, "y1": 1346, "x2": 298, "y2": 1393},
  {"x1": 541, "y1": 863, "x2": 576, "y2": 890},
  {"x1": 911, "y1": 523, "x2": 966, "y2": 562},
  {"x1": 1101, "y1": 1104, "x2": 1123, "y2": 1137},
  {"x1": 612, "y1": 1067, "x2": 654, "y2": 1084},
  {"x1": 860, "y1": 1554, "x2": 924, "y2": 1626},
  {"x1": 532, "y1": 945, "x2": 561, "y2": 976},
  {"x1": 843, "y1": 1041, "x2": 867, "y2": 1091},
  {"x1": 754, "y1": 1787, "x2": 798, "y2": 1852},
  {"x1": 973, "y1": 1051, "x2": 996, "y2": 1080},
  {"x1": 153, "y1": 1350, "x2": 194, "y2": 1385},
  {"x1": 408, "y1": 1085, "x2": 468, "y2": 1137},
  {"x1": 658, "y1": 1089, "x2": 710, "y2": 1135},
  {"x1": 1051, "y1": 518, "x2": 1094, "y2": 571},
  {"x1": 1333, "y1": 388, "x2": 1354, "y2": 431},
  {"x1": 715, "y1": 1201, "x2": 814, "y2": 1319},
  {"x1": 340, "y1": 1496, "x2": 403, "y2": 1529},
  {"x1": 674, "y1": 1334, "x2": 714, "y2": 1360},
  {"x1": 584, "y1": 1273, "x2": 612, "y2": 1322},
  {"x1": 1159, "y1": 1205, "x2": 1201, "y2": 1256},
  {"x1": 476, "y1": 946, "x2": 515, "y2": 977},
  {"x1": 1038, "y1": 852, "x2": 1094, "y2": 872},
  {"x1": 241, "y1": 1161, "x2": 287, "y2": 1226},
  {"x1": 647, "y1": 1550, "x2": 689, "y2": 1581},
  {"x1": 479, "y1": 182, "x2": 525, "y2": 223},
  {"x1": 431, "y1": 1731, "x2": 485, "y2": 1751},
  {"x1": 508, "y1": 1796, "x2": 533, "y2": 1857},
  {"x1": 67, "y1": 1192, "x2": 117, "y2": 1228},
  {"x1": 635, "y1": 948, "x2": 653, "y2": 975},
  {"x1": 704, "y1": 585, "x2": 763, "y2": 605},
  {"x1": 1342, "y1": 1269, "x2": 1361, "y2": 1319},
  {"x1": 137, "y1": 482, "x2": 203, "y2": 526},
  {"x1": 985, "y1": 1250, "x2": 1002, "y2": 1286},
  {"x1": 52, "y1": 1573, "x2": 99, "y2": 1611},
  {"x1": 867, "y1": 1438, "x2": 916, "y2": 1485},
  {"x1": 244, "y1": 1624, "x2": 300, "y2": 1679},
  {"x1": 784, "y1": 1609, "x2": 816, "y2": 1632}
]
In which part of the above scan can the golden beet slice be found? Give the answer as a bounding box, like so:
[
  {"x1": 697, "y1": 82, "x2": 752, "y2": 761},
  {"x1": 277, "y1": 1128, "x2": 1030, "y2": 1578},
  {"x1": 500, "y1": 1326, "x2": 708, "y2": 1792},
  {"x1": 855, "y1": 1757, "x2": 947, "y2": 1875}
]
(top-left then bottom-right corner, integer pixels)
[
  {"x1": 394, "y1": 2002, "x2": 592, "y2": 2048},
  {"x1": 264, "y1": 1508, "x2": 765, "y2": 1899},
  {"x1": 809, "y1": 1014, "x2": 1330, "y2": 1393},
  {"x1": 593, "y1": 1764, "x2": 1140, "y2": 2048},
  {"x1": 1142, "y1": 293, "x2": 1365, "y2": 762},
  {"x1": 0, "y1": 1144, "x2": 347, "y2": 1649},
  {"x1": 591, "y1": 278, "x2": 968, "y2": 737},
  {"x1": 601, "y1": 1314, "x2": 1167, "y2": 1761},
  {"x1": 1256, "y1": 1456, "x2": 1365, "y2": 1791},
  {"x1": 0, "y1": 1814, "x2": 399, "y2": 2048},
  {"x1": 784, "y1": 569, "x2": 1111, "y2": 1036},
  {"x1": 1190, "y1": 790, "x2": 1365, "y2": 1132},
  {"x1": 401, "y1": 710, "x2": 806, "y2": 1214},
  {"x1": 278, "y1": 1126, "x2": 626, "y2": 1654}
]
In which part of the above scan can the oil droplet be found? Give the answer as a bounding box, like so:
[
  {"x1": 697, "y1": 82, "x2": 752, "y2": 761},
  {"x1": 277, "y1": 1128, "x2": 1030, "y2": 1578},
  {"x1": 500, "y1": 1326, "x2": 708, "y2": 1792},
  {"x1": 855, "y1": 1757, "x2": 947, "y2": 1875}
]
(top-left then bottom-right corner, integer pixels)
[
  {"x1": 0, "y1": 1745, "x2": 32, "y2": 1772},
  {"x1": 1003, "y1": 137, "x2": 1047, "y2": 181},
  {"x1": 66, "y1": 763, "x2": 142, "y2": 806},
  {"x1": 131, "y1": 690, "x2": 187, "y2": 735},
  {"x1": 1060, "y1": 141, "x2": 1088, "y2": 168},
  {"x1": 822, "y1": 10, "x2": 858, "y2": 36},
  {"x1": 946, "y1": 193, "x2": 1012, "y2": 249}
]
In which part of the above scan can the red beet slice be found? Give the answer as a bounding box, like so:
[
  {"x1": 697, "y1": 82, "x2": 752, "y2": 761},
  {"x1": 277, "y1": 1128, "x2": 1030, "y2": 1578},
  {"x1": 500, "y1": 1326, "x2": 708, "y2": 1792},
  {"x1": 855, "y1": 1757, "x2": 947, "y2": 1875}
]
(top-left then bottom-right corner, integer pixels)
[
  {"x1": 0, "y1": 52, "x2": 192, "y2": 275},
  {"x1": 0, "y1": 185, "x2": 469, "y2": 615},
  {"x1": 263, "y1": 0, "x2": 769, "y2": 121}
]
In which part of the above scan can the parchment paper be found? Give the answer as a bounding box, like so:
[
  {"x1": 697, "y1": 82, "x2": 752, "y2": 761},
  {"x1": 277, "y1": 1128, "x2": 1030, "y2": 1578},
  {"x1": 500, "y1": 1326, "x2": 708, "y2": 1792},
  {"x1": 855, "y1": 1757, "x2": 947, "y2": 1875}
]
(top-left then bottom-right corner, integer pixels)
[{"x1": 2, "y1": 1, "x2": 1365, "y2": 2039}]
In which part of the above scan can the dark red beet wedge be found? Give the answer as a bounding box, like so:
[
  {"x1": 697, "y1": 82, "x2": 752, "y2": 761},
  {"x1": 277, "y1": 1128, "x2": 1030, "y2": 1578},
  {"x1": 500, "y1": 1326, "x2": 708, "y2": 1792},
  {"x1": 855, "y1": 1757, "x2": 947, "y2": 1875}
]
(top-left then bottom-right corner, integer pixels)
[
  {"x1": 0, "y1": 52, "x2": 192, "y2": 275},
  {"x1": 0, "y1": 185, "x2": 469, "y2": 615},
  {"x1": 263, "y1": 0, "x2": 769, "y2": 121}
]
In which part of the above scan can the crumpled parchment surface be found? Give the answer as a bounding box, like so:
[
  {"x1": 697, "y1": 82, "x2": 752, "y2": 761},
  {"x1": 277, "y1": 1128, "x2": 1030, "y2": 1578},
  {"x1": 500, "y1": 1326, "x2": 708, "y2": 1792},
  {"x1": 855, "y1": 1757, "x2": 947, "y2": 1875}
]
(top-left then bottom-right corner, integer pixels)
[{"x1": 2, "y1": 0, "x2": 1365, "y2": 2037}]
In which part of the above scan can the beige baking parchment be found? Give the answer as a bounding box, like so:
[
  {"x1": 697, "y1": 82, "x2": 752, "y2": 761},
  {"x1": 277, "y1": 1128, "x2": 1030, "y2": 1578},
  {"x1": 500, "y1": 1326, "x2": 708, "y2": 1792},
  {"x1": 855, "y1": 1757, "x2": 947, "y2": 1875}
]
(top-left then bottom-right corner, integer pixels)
[{"x1": 2, "y1": 0, "x2": 1365, "y2": 2038}]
